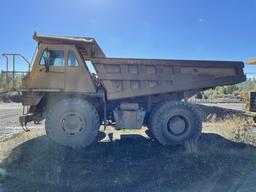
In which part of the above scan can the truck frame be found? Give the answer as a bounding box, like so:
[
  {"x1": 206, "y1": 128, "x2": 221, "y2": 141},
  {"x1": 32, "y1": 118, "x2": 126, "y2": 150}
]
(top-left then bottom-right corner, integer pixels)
[{"x1": 19, "y1": 33, "x2": 246, "y2": 148}]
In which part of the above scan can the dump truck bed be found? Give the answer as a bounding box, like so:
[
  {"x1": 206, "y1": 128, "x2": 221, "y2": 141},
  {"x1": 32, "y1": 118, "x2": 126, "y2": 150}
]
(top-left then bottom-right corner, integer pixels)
[{"x1": 92, "y1": 58, "x2": 246, "y2": 100}]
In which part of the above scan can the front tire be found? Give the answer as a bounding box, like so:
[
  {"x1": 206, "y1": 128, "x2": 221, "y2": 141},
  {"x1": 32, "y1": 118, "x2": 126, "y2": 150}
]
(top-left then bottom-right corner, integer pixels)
[
  {"x1": 45, "y1": 98, "x2": 100, "y2": 148},
  {"x1": 149, "y1": 101, "x2": 202, "y2": 145}
]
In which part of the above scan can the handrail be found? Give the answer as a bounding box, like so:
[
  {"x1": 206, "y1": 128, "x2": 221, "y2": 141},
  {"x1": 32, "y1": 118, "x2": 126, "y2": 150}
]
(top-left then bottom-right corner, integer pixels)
[
  {"x1": 2, "y1": 54, "x2": 8, "y2": 72},
  {"x1": 1, "y1": 53, "x2": 31, "y2": 91},
  {"x1": 2, "y1": 53, "x2": 31, "y2": 73}
]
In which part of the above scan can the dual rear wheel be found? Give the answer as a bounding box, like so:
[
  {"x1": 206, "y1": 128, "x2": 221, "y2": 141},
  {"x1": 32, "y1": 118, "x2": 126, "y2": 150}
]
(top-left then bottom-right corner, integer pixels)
[{"x1": 148, "y1": 101, "x2": 202, "y2": 145}]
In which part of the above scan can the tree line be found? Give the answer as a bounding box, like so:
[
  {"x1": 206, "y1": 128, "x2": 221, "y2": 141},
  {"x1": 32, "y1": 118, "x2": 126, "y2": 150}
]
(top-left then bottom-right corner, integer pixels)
[
  {"x1": 195, "y1": 79, "x2": 256, "y2": 100},
  {"x1": 0, "y1": 72, "x2": 25, "y2": 92}
]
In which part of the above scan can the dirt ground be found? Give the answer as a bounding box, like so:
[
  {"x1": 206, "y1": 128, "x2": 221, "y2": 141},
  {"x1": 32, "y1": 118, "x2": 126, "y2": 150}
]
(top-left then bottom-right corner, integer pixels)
[{"x1": 0, "y1": 103, "x2": 256, "y2": 192}]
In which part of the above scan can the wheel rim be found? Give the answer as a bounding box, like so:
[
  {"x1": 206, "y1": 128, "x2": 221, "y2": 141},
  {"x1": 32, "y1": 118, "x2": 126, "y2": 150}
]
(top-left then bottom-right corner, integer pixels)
[
  {"x1": 60, "y1": 112, "x2": 86, "y2": 135},
  {"x1": 166, "y1": 115, "x2": 189, "y2": 136}
]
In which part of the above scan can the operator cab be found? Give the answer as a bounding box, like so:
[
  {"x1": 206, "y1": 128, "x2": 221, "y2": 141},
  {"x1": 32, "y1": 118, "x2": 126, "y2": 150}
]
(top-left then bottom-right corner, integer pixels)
[{"x1": 23, "y1": 33, "x2": 106, "y2": 93}]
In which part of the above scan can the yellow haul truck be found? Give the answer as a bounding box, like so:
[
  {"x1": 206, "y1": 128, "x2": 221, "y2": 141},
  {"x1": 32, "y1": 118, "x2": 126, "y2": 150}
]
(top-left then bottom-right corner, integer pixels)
[
  {"x1": 247, "y1": 58, "x2": 256, "y2": 115},
  {"x1": 19, "y1": 33, "x2": 246, "y2": 148}
]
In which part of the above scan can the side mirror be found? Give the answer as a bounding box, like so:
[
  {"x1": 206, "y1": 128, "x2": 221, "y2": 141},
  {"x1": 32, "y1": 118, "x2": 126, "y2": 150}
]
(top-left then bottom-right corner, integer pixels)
[
  {"x1": 43, "y1": 56, "x2": 49, "y2": 72},
  {"x1": 247, "y1": 58, "x2": 256, "y2": 65},
  {"x1": 43, "y1": 48, "x2": 50, "y2": 72}
]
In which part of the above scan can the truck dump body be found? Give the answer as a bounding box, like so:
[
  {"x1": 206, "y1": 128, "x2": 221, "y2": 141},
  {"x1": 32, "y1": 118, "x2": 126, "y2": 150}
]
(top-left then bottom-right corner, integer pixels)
[{"x1": 93, "y1": 58, "x2": 246, "y2": 100}]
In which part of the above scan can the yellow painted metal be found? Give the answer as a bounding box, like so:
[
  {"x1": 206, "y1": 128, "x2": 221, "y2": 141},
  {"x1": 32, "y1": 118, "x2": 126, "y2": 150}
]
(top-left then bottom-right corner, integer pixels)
[{"x1": 247, "y1": 58, "x2": 256, "y2": 64}]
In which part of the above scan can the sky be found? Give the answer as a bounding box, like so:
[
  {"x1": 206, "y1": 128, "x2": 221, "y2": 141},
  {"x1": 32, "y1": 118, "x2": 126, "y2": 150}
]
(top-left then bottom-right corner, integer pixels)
[{"x1": 0, "y1": 0, "x2": 256, "y2": 73}]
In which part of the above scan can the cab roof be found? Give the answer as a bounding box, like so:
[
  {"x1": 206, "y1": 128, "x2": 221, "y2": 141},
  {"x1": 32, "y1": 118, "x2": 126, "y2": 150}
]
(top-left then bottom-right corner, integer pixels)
[{"x1": 33, "y1": 32, "x2": 106, "y2": 59}]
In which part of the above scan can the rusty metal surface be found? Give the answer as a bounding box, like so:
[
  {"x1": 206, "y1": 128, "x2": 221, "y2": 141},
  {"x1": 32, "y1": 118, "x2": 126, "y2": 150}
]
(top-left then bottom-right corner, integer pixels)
[
  {"x1": 92, "y1": 58, "x2": 246, "y2": 100},
  {"x1": 33, "y1": 32, "x2": 106, "y2": 59},
  {"x1": 114, "y1": 103, "x2": 145, "y2": 129}
]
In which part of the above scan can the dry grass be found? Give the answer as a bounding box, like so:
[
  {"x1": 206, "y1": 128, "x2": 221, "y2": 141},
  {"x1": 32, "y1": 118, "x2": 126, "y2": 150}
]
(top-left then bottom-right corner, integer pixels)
[
  {"x1": 1, "y1": 120, "x2": 256, "y2": 191},
  {"x1": 203, "y1": 116, "x2": 256, "y2": 146},
  {"x1": 0, "y1": 127, "x2": 147, "y2": 164},
  {"x1": 0, "y1": 128, "x2": 45, "y2": 163}
]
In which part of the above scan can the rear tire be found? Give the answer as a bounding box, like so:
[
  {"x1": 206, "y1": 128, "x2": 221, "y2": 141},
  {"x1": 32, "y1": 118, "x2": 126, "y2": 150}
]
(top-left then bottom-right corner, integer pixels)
[
  {"x1": 149, "y1": 101, "x2": 202, "y2": 145},
  {"x1": 45, "y1": 98, "x2": 100, "y2": 148}
]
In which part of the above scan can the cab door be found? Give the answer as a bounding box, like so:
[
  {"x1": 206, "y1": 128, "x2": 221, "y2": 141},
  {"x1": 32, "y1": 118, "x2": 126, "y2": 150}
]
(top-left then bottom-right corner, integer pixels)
[
  {"x1": 30, "y1": 45, "x2": 65, "y2": 90},
  {"x1": 64, "y1": 47, "x2": 96, "y2": 93}
]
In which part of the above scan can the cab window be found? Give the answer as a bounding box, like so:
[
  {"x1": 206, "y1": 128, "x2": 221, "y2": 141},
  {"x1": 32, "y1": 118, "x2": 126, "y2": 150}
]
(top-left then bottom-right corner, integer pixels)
[
  {"x1": 68, "y1": 51, "x2": 79, "y2": 67},
  {"x1": 40, "y1": 50, "x2": 64, "y2": 67}
]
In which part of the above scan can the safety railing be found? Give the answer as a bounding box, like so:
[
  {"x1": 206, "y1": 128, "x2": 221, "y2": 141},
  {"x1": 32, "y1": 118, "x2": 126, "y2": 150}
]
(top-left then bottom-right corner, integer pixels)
[{"x1": 1, "y1": 53, "x2": 31, "y2": 92}]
